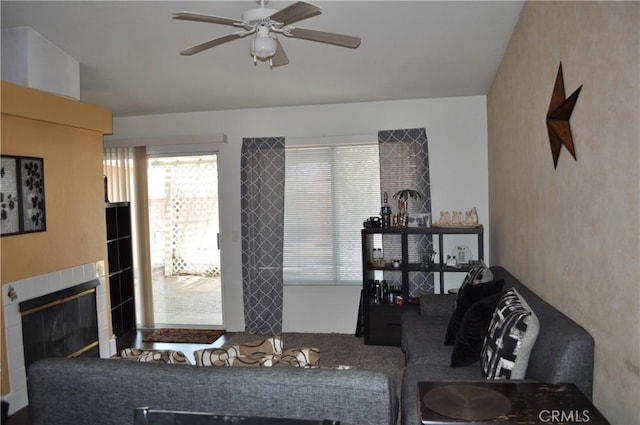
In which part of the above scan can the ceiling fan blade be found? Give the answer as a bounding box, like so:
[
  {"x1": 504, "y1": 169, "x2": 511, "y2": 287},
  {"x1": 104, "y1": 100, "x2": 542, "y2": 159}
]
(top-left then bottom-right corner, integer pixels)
[
  {"x1": 271, "y1": 38, "x2": 290, "y2": 67},
  {"x1": 269, "y1": 1, "x2": 321, "y2": 26},
  {"x1": 180, "y1": 33, "x2": 245, "y2": 56},
  {"x1": 172, "y1": 11, "x2": 244, "y2": 27},
  {"x1": 288, "y1": 27, "x2": 361, "y2": 48}
]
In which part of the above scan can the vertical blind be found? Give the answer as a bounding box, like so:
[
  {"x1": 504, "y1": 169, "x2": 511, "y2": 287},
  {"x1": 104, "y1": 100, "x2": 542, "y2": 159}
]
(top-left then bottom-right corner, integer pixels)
[
  {"x1": 103, "y1": 147, "x2": 134, "y2": 202},
  {"x1": 283, "y1": 144, "x2": 381, "y2": 285}
]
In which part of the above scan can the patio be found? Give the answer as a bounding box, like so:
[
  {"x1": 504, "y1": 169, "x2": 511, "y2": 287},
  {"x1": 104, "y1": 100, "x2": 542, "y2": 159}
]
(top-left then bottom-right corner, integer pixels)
[{"x1": 150, "y1": 273, "x2": 223, "y2": 327}]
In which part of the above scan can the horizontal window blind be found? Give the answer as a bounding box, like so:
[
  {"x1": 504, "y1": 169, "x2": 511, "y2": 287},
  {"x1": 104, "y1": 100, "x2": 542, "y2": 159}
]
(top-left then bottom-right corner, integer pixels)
[{"x1": 283, "y1": 144, "x2": 380, "y2": 285}]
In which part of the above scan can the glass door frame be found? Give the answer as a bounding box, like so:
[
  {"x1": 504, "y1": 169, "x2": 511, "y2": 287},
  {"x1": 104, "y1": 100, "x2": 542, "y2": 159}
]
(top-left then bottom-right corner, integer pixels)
[{"x1": 139, "y1": 150, "x2": 224, "y2": 329}]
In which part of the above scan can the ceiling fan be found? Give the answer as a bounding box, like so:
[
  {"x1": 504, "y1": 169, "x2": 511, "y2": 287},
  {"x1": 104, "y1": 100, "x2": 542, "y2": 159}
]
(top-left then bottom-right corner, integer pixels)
[{"x1": 173, "y1": 0, "x2": 361, "y2": 68}]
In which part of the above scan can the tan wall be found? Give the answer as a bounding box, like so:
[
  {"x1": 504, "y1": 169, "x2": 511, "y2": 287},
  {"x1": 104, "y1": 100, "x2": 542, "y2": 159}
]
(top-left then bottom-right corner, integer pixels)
[
  {"x1": 487, "y1": 2, "x2": 639, "y2": 424},
  {"x1": 1, "y1": 81, "x2": 112, "y2": 395}
]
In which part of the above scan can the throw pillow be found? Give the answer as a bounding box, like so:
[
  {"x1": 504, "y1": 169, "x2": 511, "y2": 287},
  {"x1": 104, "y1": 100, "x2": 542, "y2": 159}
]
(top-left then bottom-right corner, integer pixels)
[
  {"x1": 450, "y1": 293, "x2": 502, "y2": 367},
  {"x1": 193, "y1": 336, "x2": 283, "y2": 366},
  {"x1": 209, "y1": 347, "x2": 321, "y2": 368},
  {"x1": 444, "y1": 279, "x2": 504, "y2": 345},
  {"x1": 278, "y1": 347, "x2": 321, "y2": 366},
  {"x1": 223, "y1": 353, "x2": 268, "y2": 367},
  {"x1": 458, "y1": 261, "x2": 494, "y2": 290},
  {"x1": 480, "y1": 288, "x2": 540, "y2": 380},
  {"x1": 261, "y1": 347, "x2": 321, "y2": 368},
  {"x1": 458, "y1": 262, "x2": 485, "y2": 292},
  {"x1": 474, "y1": 264, "x2": 494, "y2": 284},
  {"x1": 120, "y1": 348, "x2": 191, "y2": 365}
]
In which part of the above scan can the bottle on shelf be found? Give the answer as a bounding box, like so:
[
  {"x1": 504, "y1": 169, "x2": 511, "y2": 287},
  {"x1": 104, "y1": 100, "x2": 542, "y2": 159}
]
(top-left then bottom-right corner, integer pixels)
[
  {"x1": 388, "y1": 284, "x2": 400, "y2": 304},
  {"x1": 422, "y1": 249, "x2": 437, "y2": 268},
  {"x1": 381, "y1": 279, "x2": 389, "y2": 303},
  {"x1": 368, "y1": 279, "x2": 376, "y2": 303},
  {"x1": 380, "y1": 192, "x2": 392, "y2": 228},
  {"x1": 371, "y1": 248, "x2": 385, "y2": 267}
]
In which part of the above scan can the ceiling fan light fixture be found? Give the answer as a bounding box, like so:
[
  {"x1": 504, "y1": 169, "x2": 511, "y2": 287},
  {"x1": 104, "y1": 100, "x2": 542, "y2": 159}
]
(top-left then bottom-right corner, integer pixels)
[
  {"x1": 251, "y1": 36, "x2": 277, "y2": 58},
  {"x1": 175, "y1": 1, "x2": 361, "y2": 67},
  {"x1": 250, "y1": 26, "x2": 277, "y2": 59}
]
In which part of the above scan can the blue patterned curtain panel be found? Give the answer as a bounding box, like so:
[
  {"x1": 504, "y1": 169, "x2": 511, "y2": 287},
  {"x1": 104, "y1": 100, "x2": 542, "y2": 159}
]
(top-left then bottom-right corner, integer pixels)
[
  {"x1": 240, "y1": 137, "x2": 285, "y2": 334},
  {"x1": 378, "y1": 128, "x2": 434, "y2": 295}
]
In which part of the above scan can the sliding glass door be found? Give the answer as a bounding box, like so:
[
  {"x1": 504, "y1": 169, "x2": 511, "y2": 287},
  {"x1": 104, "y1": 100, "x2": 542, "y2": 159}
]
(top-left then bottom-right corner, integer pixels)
[{"x1": 147, "y1": 154, "x2": 222, "y2": 327}]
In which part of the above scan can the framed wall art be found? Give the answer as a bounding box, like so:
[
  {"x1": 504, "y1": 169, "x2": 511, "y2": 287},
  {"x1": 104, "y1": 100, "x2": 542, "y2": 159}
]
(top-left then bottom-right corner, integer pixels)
[{"x1": 1, "y1": 155, "x2": 46, "y2": 236}]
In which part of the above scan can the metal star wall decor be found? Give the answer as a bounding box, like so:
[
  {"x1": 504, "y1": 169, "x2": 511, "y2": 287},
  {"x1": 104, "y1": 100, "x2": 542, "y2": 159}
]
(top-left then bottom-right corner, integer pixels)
[{"x1": 546, "y1": 62, "x2": 582, "y2": 169}]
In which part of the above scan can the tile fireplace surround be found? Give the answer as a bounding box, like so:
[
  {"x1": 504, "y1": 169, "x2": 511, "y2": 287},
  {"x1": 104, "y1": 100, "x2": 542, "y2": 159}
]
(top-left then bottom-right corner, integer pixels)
[{"x1": 2, "y1": 260, "x2": 115, "y2": 415}]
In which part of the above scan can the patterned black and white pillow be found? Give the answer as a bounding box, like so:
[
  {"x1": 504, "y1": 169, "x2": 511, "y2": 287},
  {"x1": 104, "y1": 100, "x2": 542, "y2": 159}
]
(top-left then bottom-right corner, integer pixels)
[
  {"x1": 458, "y1": 262, "x2": 486, "y2": 292},
  {"x1": 456, "y1": 262, "x2": 494, "y2": 301},
  {"x1": 480, "y1": 288, "x2": 539, "y2": 379}
]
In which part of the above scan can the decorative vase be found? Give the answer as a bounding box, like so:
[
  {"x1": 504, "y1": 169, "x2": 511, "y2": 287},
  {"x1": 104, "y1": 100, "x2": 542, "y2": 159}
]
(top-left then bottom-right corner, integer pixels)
[
  {"x1": 392, "y1": 189, "x2": 423, "y2": 228},
  {"x1": 396, "y1": 199, "x2": 408, "y2": 227}
]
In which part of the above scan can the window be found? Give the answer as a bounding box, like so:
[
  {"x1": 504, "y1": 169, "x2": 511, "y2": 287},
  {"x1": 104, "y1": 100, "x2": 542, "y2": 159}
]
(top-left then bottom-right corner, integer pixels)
[{"x1": 283, "y1": 144, "x2": 380, "y2": 285}]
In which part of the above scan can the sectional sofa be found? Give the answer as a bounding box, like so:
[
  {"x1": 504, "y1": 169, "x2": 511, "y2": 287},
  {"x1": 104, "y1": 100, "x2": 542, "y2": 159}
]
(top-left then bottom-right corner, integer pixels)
[
  {"x1": 400, "y1": 266, "x2": 595, "y2": 425},
  {"x1": 26, "y1": 265, "x2": 594, "y2": 425}
]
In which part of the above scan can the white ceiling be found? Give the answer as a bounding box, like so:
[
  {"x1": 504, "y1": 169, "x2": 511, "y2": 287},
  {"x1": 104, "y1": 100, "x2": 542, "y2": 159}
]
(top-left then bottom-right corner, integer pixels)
[{"x1": 1, "y1": 1, "x2": 524, "y2": 117}]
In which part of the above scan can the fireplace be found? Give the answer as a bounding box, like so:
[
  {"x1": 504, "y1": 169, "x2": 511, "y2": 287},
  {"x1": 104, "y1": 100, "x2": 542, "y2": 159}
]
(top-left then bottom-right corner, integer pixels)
[
  {"x1": 20, "y1": 279, "x2": 100, "y2": 371},
  {"x1": 2, "y1": 261, "x2": 114, "y2": 415}
]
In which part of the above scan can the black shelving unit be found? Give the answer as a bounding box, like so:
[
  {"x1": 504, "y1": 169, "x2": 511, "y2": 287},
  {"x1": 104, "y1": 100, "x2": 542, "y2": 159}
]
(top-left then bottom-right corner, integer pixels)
[
  {"x1": 106, "y1": 202, "x2": 136, "y2": 339},
  {"x1": 361, "y1": 225, "x2": 484, "y2": 346}
]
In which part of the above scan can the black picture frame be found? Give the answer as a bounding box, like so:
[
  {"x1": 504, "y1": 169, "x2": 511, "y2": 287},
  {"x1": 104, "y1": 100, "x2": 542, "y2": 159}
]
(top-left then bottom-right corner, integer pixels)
[
  {"x1": 1, "y1": 155, "x2": 46, "y2": 236},
  {"x1": 1, "y1": 155, "x2": 20, "y2": 235}
]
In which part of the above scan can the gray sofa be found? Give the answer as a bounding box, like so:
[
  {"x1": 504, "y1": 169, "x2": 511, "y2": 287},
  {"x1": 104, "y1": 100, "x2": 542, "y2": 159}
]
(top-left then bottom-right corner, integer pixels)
[
  {"x1": 400, "y1": 266, "x2": 594, "y2": 425},
  {"x1": 27, "y1": 357, "x2": 398, "y2": 425}
]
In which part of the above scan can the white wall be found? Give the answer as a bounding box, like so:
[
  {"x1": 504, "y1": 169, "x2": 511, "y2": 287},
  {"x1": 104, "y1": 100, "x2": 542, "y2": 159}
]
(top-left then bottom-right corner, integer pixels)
[
  {"x1": 107, "y1": 96, "x2": 489, "y2": 333},
  {"x1": 1, "y1": 27, "x2": 80, "y2": 100}
]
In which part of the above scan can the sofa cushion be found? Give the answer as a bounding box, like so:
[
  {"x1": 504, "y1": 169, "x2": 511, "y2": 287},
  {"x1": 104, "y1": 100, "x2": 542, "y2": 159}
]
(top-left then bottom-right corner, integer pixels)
[
  {"x1": 120, "y1": 348, "x2": 191, "y2": 365},
  {"x1": 450, "y1": 293, "x2": 502, "y2": 367},
  {"x1": 402, "y1": 315, "x2": 453, "y2": 365},
  {"x1": 444, "y1": 279, "x2": 504, "y2": 345},
  {"x1": 193, "y1": 336, "x2": 283, "y2": 366},
  {"x1": 481, "y1": 288, "x2": 540, "y2": 379}
]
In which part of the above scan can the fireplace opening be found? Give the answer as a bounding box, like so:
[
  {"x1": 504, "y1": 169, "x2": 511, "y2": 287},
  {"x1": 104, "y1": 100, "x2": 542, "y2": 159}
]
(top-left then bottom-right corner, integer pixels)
[{"x1": 20, "y1": 279, "x2": 100, "y2": 370}]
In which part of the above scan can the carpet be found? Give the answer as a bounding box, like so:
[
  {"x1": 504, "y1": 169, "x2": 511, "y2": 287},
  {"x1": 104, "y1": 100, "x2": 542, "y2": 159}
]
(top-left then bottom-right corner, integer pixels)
[{"x1": 143, "y1": 328, "x2": 225, "y2": 344}]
